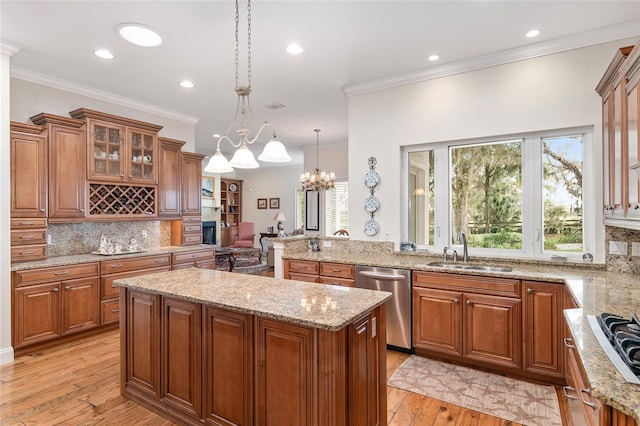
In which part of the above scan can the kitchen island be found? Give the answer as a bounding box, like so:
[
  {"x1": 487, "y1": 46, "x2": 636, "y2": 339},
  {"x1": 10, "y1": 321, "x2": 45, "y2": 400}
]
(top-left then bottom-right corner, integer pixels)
[{"x1": 114, "y1": 268, "x2": 391, "y2": 426}]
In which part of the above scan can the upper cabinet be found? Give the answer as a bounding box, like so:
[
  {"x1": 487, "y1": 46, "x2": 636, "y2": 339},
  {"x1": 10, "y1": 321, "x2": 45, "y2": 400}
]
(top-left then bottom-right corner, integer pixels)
[
  {"x1": 10, "y1": 123, "x2": 48, "y2": 218},
  {"x1": 30, "y1": 113, "x2": 87, "y2": 221},
  {"x1": 158, "y1": 137, "x2": 186, "y2": 219},
  {"x1": 69, "y1": 108, "x2": 162, "y2": 185},
  {"x1": 596, "y1": 40, "x2": 640, "y2": 229},
  {"x1": 181, "y1": 152, "x2": 205, "y2": 216}
]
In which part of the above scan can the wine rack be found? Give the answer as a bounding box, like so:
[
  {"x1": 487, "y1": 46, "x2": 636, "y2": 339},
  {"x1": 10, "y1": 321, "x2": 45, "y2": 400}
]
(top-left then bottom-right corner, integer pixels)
[{"x1": 89, "y1": 183, "x2": 156, "y2": 216}]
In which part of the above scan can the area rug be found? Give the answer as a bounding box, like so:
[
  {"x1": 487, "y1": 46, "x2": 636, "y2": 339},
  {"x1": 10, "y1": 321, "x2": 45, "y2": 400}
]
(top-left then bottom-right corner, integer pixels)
[
  {"x1": 388, "y1": 355, "x2": 562, "y2": 426},
  {"x1": 215, "y1": 252, "x2": 270, "y2": 275}
]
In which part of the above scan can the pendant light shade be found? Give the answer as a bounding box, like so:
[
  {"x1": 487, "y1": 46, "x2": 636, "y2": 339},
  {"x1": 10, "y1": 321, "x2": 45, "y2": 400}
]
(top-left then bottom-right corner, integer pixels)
[
  {"x1": 258, "y1": 137, "x2": 292, "y2": 162},
  {"x1": 204, "y1": 149, "x2": 234, "y2": 173}
]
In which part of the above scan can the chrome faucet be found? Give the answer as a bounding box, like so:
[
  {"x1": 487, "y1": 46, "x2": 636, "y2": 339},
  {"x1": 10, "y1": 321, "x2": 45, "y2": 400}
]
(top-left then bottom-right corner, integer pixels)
[
  {"x1": 443, "y1": 246, "x2": 448, "y2": 262},
  {"x1": 457, "y1": 231, "x2": 469, "y2": 262}
]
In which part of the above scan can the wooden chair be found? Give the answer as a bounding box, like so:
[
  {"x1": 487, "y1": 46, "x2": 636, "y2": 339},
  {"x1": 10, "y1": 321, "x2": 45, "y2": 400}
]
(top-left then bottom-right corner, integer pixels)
[
  {"x1": 231, "y1": 222, "x2": 256, "y2": 248},
  {"x1": 333, "y1": 229, "x2": 349, "y2": 236}
]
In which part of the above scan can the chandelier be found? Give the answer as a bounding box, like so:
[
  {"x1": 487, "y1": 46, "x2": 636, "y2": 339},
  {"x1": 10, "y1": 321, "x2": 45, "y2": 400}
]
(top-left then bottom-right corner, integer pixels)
[
  {"x1": 204, "y1": 0, "x2": 291, "y2": 173},
  {"x1": 300, "y1": 129, "x2": 335, "y2": 191}
]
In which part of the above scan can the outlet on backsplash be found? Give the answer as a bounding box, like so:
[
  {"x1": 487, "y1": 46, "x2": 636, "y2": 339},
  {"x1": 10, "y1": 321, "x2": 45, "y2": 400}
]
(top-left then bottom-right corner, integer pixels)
[
  {"x1": 605, "y1": 226, "x2": 640, "y2": 273},
  {"x1": 141, "y1": 229, "x2": 148, "y2": 239},
  {"x1": 632, "y1": 242, "x2": 640, "y2": 257},
  {"x1": 609, "y1": 241, "x2": 628, "y2": 255}
]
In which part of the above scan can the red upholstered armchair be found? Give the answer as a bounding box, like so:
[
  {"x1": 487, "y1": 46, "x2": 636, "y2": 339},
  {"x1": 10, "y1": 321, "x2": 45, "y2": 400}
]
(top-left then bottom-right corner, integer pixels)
[{"x1": 231, "y1": 222, "x2": 255, "y2": 248}]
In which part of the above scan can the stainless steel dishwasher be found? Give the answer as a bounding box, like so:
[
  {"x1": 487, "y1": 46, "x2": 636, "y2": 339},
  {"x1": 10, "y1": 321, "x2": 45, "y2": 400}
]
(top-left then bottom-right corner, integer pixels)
[{"x1": 355, "y1": 265, "x2": 412, "y2": 352}]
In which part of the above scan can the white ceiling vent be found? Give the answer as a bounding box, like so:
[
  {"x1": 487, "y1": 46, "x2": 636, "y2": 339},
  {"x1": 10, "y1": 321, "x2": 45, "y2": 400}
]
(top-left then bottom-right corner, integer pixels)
[{"x1": 265, "y1": 102, "x2": 286, "y2": 110}]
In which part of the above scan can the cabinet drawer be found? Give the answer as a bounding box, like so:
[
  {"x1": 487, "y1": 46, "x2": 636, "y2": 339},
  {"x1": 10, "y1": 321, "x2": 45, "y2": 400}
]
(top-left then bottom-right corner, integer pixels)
[
  {"x1": 287, "y1": 260, "x2": 319, "y2": 275},
  {"x1": 183, "y1": 223, "x2": 202, "y2": 233},
  {"x1": 288, "y1": 272, "x2": 319, "y2": 283},
  {"x1": 11, "y1": 218, "x2": 48, "y2": 229},
  {"x1": 172, "y1": 249, "x2": 215, "y2": 264},
  {"x1": 318, "y1": 276, "x2": 355, "y2": 287},
  {"x1": 101, "y1": 298, "x2": 120, "y2": 324},
  {"x1": 15, "y1": 262, "x2": 98, "y2": 286},
  {"x1": 320, "y1": 262, "x2": 354, "y2": 279},
  {"x1": 413, "y1": 271, "x2": 520, "y2": 297},
  {"x1": 182, "y1": 234, "x2": 202, "y2": 245},
  {"x1": 101, "y1": 254, "x2": 171, "y2": 274},
  {"x1": 182, "y1": 215, "x2": 202, "y2": 223},
  {"x1": 11, "y1": 229, "x2": 47, "y2": 246},
  {"x1": 11, "y1": 244, "x2": 48, "y2": 263},
  {"x1": 101, "y1": 266, "x2": 172, "y2": 299}
]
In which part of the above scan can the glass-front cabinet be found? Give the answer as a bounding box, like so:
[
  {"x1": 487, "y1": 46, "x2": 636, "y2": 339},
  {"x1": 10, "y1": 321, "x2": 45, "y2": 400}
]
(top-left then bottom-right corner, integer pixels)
[
  {"x1": 89, "y1": 120, "x2": 125, "y2": 182},
  {"x1": 127, "y1": 128, "x2": 156, "y2": 183}
]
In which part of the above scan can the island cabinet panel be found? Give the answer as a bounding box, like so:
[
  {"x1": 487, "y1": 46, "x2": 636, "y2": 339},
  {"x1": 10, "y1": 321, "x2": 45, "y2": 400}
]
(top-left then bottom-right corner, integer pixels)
[
  {"x1": 413, "y1": 287, "x2": 462, "y2": 356},
  {"x1": 256, "y1": 318, "x2": 315, "y2": 426},
  {"x1": 523, "y1": 281, "x2": 564, "y2": 378},
  {"x1": 125, "y1": 290, "x2": 161, "y2": 398},
  {"x1": 161, "y1": 298, "x2": 201, "y2": 419},
  {"x1": 463, "y1": 293, "x2": 521, "y2": 369},
  {"x1": 349, "y1": 310, "x2": 381, "y2": 426},
  {"x1": 203, "y1": 307, "x2": 253, "y2": 426}
]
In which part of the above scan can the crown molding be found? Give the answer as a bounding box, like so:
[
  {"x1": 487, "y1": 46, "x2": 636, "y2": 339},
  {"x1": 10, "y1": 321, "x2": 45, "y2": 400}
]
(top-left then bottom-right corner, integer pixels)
[
  {"x1": 344, "y1": 21, "x2": 640, "y2": 96},
  {"x1": 1, "y1": 40, "x2": 22, "y2": 56},
  {"x1": 10, "y1": 66, "x2": 200, "y2": 125}
]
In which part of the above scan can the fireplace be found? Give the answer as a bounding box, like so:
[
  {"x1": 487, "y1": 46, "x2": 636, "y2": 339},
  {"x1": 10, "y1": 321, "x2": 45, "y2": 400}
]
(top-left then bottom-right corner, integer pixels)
[{"x1": 202, "y1": 221, "x2": 217, "y2": 245}]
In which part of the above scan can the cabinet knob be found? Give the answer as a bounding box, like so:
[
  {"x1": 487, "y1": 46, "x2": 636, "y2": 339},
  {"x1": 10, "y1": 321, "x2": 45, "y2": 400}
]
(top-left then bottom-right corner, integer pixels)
[
  {"x1": 40, "y1": 208, "x2": 45, "y2": 212},
  {"x1": 80, "y1": 209, "x2": 85, "y2": 213},
  {"x1": 635, "y1": 205, "x2": 639, "y2": 210},
  {"x1": 453, "y1": 298, "x2": 459, "y2": 304},
  {"x1": 129, "y1": 174, "x2": 132, "y2": 178},
  {"x1": 466, "y1": 300, "x2": 472, "y2": 305},
  {"x1": 65, "y1": 286, "x2": 70, "y2": 290},
  {"x1": 53, "y1": 288, "x2": 59, "y2": 292},
  {"x1": 527, "y1": 288, "x2": 533, "y2": 294}
]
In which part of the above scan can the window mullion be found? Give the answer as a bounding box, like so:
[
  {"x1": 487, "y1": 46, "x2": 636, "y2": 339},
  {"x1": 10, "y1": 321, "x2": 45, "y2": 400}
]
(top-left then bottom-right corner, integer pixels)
[
  {"x1": 522, "y1": 134, "x2": 541, "y2": 258},
  {"x1": 434, "y1": 146, "x2": 449, "y2": 250}
]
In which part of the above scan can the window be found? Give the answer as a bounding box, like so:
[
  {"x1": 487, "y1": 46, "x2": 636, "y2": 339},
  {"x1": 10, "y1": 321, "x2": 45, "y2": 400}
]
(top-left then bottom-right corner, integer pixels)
[
  {"x1": 325, "y1": 182, "x2": 349, "y2": 235},
  {"x1": 405, "y1": 127, "x2": 591, "y2": 261}
]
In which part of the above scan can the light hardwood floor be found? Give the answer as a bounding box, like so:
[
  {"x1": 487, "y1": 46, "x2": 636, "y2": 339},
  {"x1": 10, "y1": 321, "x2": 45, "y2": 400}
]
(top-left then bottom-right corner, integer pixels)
[{"x1": 0, "y1": 329, "x2": 531, "y2": 426}]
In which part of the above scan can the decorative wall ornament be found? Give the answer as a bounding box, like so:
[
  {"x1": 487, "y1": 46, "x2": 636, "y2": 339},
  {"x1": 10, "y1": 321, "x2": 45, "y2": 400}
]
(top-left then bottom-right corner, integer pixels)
[{"x1": 364, "y1": 156, "x2": 380, "y2": 236}]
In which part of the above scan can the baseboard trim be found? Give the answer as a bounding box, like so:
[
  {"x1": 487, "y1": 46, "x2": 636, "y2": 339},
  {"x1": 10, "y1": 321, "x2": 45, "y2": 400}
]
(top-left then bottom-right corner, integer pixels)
[{"x1": 0, "y1": 345, "x2": 15, "y2": 365}]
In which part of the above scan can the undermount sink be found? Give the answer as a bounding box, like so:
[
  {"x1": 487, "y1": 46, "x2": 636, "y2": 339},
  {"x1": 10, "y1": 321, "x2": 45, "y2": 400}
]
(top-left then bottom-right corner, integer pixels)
[{"x1": 427, "y1": 262, "x2": 512, "y2": 273}]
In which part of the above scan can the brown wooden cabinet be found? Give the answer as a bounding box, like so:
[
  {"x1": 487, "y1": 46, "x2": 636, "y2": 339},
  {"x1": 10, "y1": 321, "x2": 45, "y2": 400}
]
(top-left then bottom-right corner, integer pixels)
[
  {"x1": 13, "y1": 262, "x2": 100, "y2": 349},
  {"x1": 626, "y1": 43, "x2": 640, "y2": 219},
  {"x1": 182, "y1": 152, "x2": 205, "y2": 216},
  {"x1": 203, "y1": 307, "x2": 253, "y2": 426},
  {"x1": 30, "y1": 113, "x2": 87, "y2": 221},
  {"x1": 284, "y1": 259, "x2": 356, "y2": 287},
  {"x1": 10, "y1": 122, "x2": 48, "y2": 218},
  {"x1": 157, "y1": 137, "x2": 185, "y2": 218},
  {"x1": 171, "y1": 248, "x2": 215, "y2": 270},
  {"x1": 220, "y1": 178, "x2": 243, "y2": 226},
  {"x1": 10, "y1": 217, "x2": 48, "y2": 263},
  {"x1": 413, "y1": 271, "x2": 522, "y2": 371},
  {"x1": 171, "y1": 215, "x2": 203, "y2": 246},
  {"x1": 523, "y1": 280, "x2": 564, "y2": 379}
]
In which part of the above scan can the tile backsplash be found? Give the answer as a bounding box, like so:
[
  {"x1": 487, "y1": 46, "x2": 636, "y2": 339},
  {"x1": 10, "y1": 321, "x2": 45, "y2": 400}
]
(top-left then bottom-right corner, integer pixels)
[
  {"x1": 605, "y1": 225, "x2": 640, "y2": 273},
  {"x1": 48, "y1": 221, "x2": 172, "y2": 256}
]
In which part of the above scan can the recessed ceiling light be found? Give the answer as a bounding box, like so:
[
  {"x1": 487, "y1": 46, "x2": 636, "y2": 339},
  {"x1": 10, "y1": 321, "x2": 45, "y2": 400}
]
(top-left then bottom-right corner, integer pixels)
[
  {"x1": 285, "y1": 43, "x2": 304, "y2": 55},
  {"x1": 94, "y1": 49, "x2": 115, "y2": 59},
  {"x1": 526, "y1": 29, "x2": 540, "y2": 38},
  {"x1": 428, "y1": 54, "x2": 439, "y2": 61},
  {"x1": 179, "y1": 80, "x2": 194, "y2": 88},
  {"x1": 116, "y1": 23, "x2": 163, "y2": 47}
]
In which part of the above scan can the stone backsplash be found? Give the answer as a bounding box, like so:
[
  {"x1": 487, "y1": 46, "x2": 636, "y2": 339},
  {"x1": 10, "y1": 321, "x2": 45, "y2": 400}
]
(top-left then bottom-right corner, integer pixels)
[
  {"x1": 605, "y1": 225, "x2": 640, "y2": 273},
  {"x1": 48, "y1": 221, "x2": 172, "y2": 257}
]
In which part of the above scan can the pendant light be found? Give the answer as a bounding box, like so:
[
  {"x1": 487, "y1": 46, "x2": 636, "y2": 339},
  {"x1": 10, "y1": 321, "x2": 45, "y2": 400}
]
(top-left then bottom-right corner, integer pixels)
[{"x1": 300, "y1": 129, "x2": 335, "y2": 191}]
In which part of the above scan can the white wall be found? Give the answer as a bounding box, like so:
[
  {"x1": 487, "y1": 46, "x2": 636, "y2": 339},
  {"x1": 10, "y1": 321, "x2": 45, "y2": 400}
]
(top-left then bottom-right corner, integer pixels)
[
  {"x1": 347, "y1": 39, "x2": 638, "y2": 258},
  {"x1": 1, "y1": 52, "x2": 13, "y2": 364},
  {"x1": 301, "y1": 142, "x2": 349, "y2": 181},
  {"x1": 10, "y1": 79, "x2": 197, "y2": 151}
]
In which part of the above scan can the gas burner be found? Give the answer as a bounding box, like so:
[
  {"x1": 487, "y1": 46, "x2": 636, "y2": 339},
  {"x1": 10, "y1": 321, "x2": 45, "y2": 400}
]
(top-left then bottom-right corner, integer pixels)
[{"x1": 591, "y1": 313, "x2": 640, "y2": 381}]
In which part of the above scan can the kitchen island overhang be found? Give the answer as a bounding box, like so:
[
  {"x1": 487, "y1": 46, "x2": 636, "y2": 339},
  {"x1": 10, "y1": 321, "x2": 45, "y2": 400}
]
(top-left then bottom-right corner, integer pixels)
[{"x1": 115, "y1": 268, "x2": 392, "y2": 425}]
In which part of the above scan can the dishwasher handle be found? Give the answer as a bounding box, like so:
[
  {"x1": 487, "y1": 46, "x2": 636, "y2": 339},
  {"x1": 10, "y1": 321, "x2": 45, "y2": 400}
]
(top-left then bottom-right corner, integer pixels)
[{"x1": 358, "y1": 270, "x2": 407, "y2": 281}]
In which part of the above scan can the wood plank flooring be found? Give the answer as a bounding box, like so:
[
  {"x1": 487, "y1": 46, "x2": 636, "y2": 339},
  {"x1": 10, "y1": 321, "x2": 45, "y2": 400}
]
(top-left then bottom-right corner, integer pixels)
[{"x1": 0, "y1": 329, "x2": 536, "y2": 425}]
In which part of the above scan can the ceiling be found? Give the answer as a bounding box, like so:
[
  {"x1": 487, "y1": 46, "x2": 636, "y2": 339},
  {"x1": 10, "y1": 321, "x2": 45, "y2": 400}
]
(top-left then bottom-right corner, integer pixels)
[{"x1": 2, "y1": 1, "x2": 640, "y2": 166}]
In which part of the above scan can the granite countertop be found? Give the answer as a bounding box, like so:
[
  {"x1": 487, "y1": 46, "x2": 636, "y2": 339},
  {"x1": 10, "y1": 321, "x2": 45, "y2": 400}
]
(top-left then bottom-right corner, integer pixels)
[
  {"x1": 284, "y1": 251, "x2": 640, "y2": 422},
  {"x1": 10, "y1": 244, "x2": 217, "y2": 272},
  {"x1": 114, "y1": 268, "x2": 392, "y2": 331}
]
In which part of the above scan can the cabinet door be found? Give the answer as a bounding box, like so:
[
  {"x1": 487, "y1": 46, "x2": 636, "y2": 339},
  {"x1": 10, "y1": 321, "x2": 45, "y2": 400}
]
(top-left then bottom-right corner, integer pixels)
[
  {"x1": 348, "y1": 310, "x2": 380, "y2": 426},
  {"x1": 182, "y1": 153, "x2": 204, "y2": 216},
  {"x1": 158, "y1": 140, "x2": 182, "y2": 218},
  {"x1": 48, "y1": 124, "x2": 86, "y2": 219},
  {"x1": 14, "y1": 282, "x2": 60, "y2": 347},
  {"x1": 256, "y1": 318, "x2": 314, "y2": 426},
  {"x1": 11, "y1": 131, "x2": 47, "y2": 217},
  {"x1": 127, "y1": 128, "x2": 158, "y2": 184},
  {"x1": 523, "y1": 281, "x2": 563, "y2": 378},
  {"x1": 613, "y1": 81, "x2": 628, "y2": 216},
  {"x1": 61, "y1": 277, "x2": 100, "y2": 335},
  {"x1": 203, "y1": 307, "x2": 253, "y2": 426},
  {"x1": 413, "y1": 287, "x2": 462, "y2": 356},
  {"x1": 125, "y1": 290, "x2": 161, "y2": 398},
  {"x1": 627, "y1": 83, "x2": 640, "y2": 217},
  {"x1": 88, "y1": 120, "x2": 125, "y2": 182},
  {"x1": 463, "y1": 294, "x2": 521, "y2": 368},
  {"x1": 603, "y1": 93, "x2": 614, "y2": 215},
  {"x1": 161, "y1": 298, "x2": 201, "y2": 418}
]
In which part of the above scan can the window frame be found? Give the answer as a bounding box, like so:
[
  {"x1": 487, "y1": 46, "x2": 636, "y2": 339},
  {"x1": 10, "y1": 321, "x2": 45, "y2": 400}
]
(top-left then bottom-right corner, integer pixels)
[{"x1": 402, "y1": 126, "x2": 595, "y2": 262}]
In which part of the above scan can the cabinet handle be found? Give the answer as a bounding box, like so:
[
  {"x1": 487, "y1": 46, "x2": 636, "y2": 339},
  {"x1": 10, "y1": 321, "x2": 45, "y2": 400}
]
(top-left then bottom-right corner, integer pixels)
[
  {"x1": 563, "y1": 337, "x2": 575, "y2": 349},
  {"x1": 19, "y1": 235, "x2": 34, "y2": 239},
  {"x1": 466, "y1": 300, "x2": 472, "y2": 305},
  {"x1": 580, "y1": 388, "x2": 597, "y2": 409},
  {"x1": 111, "y1": 264, "x2": 123, "y2": 268},
  {"x1": 111, "y1": 309, "x2": 120, "y2": 313},
  {"x1": 128, "y1": 174, "x2": 132, "y2": 178},
  {"x1": 154, "y1": 259, "x2": 165, "y2": 263},
  {"x1": 331, "y1": 268, "x2": 342, "y2": 272},
  {"x1": 53, "y1": 288, "x2": 59, "y2": 292},
  {"x1": 527, "y1": 288, "x2": 533, "y2": 294},
  {"x1": 453, "y1": 298, "x2": 459, "y2": 304},
  {"x1": 19, "y1": 221, "x2": 34, "y2": 226},
  {"x1": 562, "y1": 386, "x2": 578, "y2": 400},
  {"x1": 20, "y1": 250, "x2": 35, "y2": 254},
  {"x1": 65, "y1": 286, "x2": 70, "y2": 290},
  {"x1": 298, "y1": 265, "x2": 307, "y2": 269},
  {"x1": 54, "y1": 271, "x2": 69, "y2": 276},
  {"x1": 80, "y1": 209, "x2": 85, "y2": 213}
]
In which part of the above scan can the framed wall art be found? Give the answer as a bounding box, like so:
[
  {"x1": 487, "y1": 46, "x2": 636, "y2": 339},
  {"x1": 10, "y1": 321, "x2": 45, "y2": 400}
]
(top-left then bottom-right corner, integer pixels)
[
  {"x1": 201, "y1": 177, "x2": 215, "y2": 198},
  {"x1": 257, "y1": 198, "x2": 267, "y2": 209},
  {"x1": 269, "y1": 198, "x2": 280, "y2": 209}
]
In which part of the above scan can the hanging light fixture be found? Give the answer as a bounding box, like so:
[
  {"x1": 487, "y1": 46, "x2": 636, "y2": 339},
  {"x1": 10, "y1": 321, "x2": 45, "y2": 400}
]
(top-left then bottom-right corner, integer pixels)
[
  {"x1": 300, "y1": 129, "x2": 335, "y2": 191},
  {"x1": 205, "y1": 0, "x2": 291, "y2": 174}
]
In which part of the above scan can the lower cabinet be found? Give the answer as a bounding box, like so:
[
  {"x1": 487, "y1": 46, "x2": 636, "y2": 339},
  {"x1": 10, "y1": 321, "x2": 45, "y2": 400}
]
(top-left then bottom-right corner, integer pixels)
[
  {"x1": 284, "y1": 259, "x2": 355, "y2": 287},
  {"x1": 171, "y1": 248, "x2": 216, "y2": 270},
  {"x1": 121, "y1": 290, "x2": 386, "y2": 426}
]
